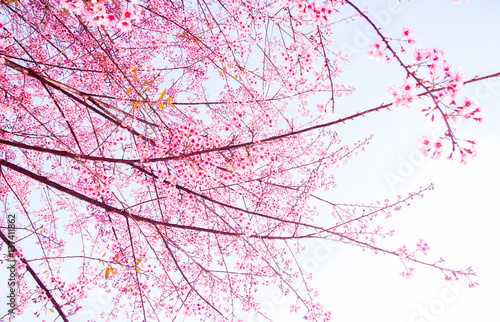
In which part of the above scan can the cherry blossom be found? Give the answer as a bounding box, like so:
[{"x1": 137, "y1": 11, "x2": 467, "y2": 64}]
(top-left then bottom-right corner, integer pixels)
[
  {"x1": 0, "y1": 0, "x2": 490, "y2": 320},
  {"x1": 417, "y1": 239, "x2": 431, "y2": 255},
  {"x1": 401, "y1": 267, "x2": 416, "y2": 280}
]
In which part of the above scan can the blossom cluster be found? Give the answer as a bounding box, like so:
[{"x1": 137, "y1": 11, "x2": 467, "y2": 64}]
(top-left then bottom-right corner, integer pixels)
[
  {"x1": 279, "y1": 0, "x2": 338, "y2": 25},
  {"x1": 375, "y1": 36, "x2": 482, "y2": 161},
  {"x1": 396, "y1": 239, "x2": 431, "y2": 279},
  {"x1": 61, "y1": 0, "x2": 142, "y2": 31},
  {"x1": 0, "y1": 0, "x2": 481, "y2": 320}
]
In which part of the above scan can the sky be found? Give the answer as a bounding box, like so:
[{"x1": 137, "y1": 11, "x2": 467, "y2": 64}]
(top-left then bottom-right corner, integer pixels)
[
  {"x1": 1, "y1": 0, "x2": 500, "y2": 321},
  {"x1": 248, "y1": 0, "x2": 500, "y2": 321}
]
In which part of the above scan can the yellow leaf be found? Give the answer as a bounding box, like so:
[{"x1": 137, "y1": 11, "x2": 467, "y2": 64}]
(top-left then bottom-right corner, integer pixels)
[
  {"x1": 159, "y1": 88, "x2": 167, "y2": 100},
  {"x1": 136, "y1": 267, "x2": 141, "y2": 274},
  {"x1": 234, "y1": 74, "x2": 238, "y2": 80},
  {"x1": 132, "y1": 67, "x2": 138, "y2": 72},
  {"x1": 135, "y1": 259, "x2": 142, "y2": 266},
  {"x1": 146, "y1": 87, "x2": 150, "y2": 92},
  {"x1": 110, "y1": 267, "x2": 115, "y2": 276},
  {"x1": 105, "y1": 267, "x2": 110, "y2": 279},
  {"x1": 50, "y1": 309, "x2": 54, "y2": 313},
  {"x1": 165, "y1": 97, "x2": 175, "y2": 108},
  {"x1": 137, "y1": 134, "x2": 144, "y2": 139},
  {"x1": 159, "y1": 103, "x2": 166, "y2": 109},
  {"x1": 133, "y1": 101, "x2": 139, "y2": 110},
  {"x1": 102, "y1": 252, "x2": 106, "y2": 257},
  {"x1": 126, "y1": 88, "x2": 131, "y2": 95}
]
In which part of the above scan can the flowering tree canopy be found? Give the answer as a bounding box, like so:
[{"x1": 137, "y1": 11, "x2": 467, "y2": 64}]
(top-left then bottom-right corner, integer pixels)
[{"x1": 0, "y1": 0, "x2": 496, "y2": 320}]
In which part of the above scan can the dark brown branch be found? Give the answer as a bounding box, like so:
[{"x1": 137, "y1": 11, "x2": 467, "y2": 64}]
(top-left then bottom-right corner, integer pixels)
[
  {"x1": 0, "y1": 229, "x2": 69, "y2": 322},
  {"x1": 0, "y1": 158, "x2": 239, "y2": 236},
  {"x1": 3, "y1": 59, "x2": 156, "y2": 142}
]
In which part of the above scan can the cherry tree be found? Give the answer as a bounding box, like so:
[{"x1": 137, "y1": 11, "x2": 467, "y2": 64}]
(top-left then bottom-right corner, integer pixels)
[{"x1": 0, "y1": 0, "x2": 496, "y2": 320}]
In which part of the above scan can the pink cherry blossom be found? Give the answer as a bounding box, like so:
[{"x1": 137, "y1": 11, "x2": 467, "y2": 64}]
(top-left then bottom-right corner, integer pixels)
[
  {"x1": 396, "y1": 245, "x2": 410, "y2": 258},
  {"x1": 117, "y1": 19, "x2": 133, "y2": 32},
  {"x1": 61, "y1": 0, "x2": 83, "y2": 15},
  {"x1": 417, "y1": 239, "x2": 431, "y2": 255},
  {"x1": 401, "y1": 267, "x2": 416, "y2": 279},
  {"x1": 0, "y1": 0, "x2": 485, "y2": 320},
  {"x1": 368, "y1": 39, "x2": 385, "y2": 60}
]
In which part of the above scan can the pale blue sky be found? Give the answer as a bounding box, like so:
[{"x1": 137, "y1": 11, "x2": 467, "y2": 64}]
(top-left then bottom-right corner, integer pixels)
[{"x1": 260, "y1": 0, "x2": 500, "y2": 321}]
